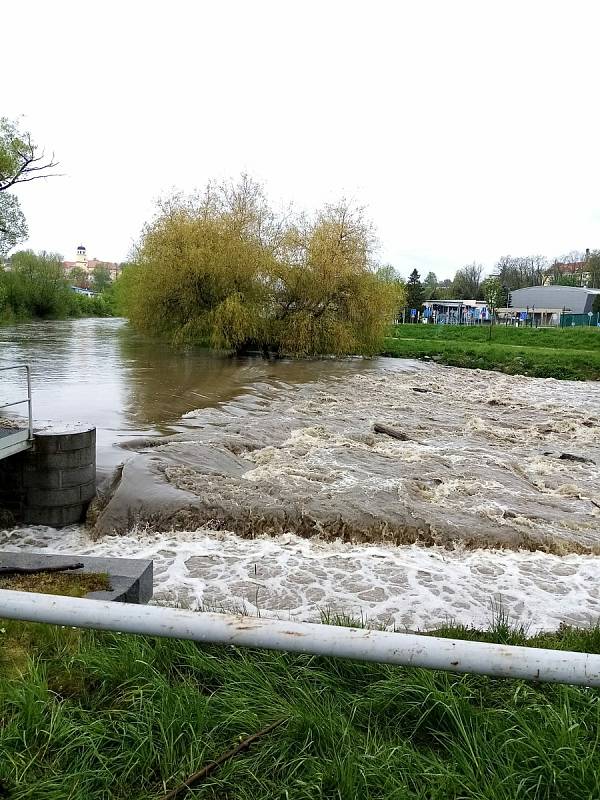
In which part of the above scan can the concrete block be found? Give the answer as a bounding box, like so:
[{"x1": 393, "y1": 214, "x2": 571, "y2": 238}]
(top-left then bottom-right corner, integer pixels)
[
  {"x1": 23, "y1": 503, "x2": 85, "y2": 526},
  {"x1": 3, "y1": 426, "x2": 96, "y2": 527},
  {"x1": 24, "y1": 447, "x2": 95, "y2": 471},
  {"x1": 79, "y1": 480, "x2": 97, "y2": 502},
  {"x1": 27, "y1": 485, "x2": 81, "y2": 507},
  {"x1": 34, "y1": 428, "x2": 96, "y2": 454},
  {"x1": 61, "y1": 464, "x2": 96, "y2": 489},
  {"x1": 23, "y1": 470, "x2": 63, "y2": 489},
  {"x1": 0, "y1": 551, "x2": 153, "y2": 604}
]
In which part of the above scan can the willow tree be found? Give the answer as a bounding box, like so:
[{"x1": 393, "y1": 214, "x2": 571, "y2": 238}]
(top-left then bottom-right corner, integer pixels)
[
  {"x1": 270, "y1": 201, "x2": 404, "y2": 356},
  {"x1": 126, "y1": 178, "x2": 404, "y2": 356},
  {"x1": 127, "y1": 176, "x2": 278, "y2": 349}
]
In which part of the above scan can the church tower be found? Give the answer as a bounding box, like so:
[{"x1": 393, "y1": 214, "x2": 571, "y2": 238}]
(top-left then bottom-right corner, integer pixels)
[{"x1": 75, "y1": 245, "x2": 88, "y2": 273}]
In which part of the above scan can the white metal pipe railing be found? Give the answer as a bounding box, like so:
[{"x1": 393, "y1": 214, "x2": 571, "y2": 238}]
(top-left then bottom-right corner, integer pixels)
[
  {"x1": 0, "y1": 364, "x2": 33, "y2": 440},
  {"x1": 1, "y1": 589, "x2": 599, "y2": 686}
]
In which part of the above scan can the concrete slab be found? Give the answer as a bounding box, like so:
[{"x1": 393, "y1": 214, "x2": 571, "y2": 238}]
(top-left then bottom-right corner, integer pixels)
[
  {"x1": 0, "y1": 428, "x2": 31, "y2": 460},
  {"x1": 0, "y1": 551, "x2": 153, "y2": 604}
]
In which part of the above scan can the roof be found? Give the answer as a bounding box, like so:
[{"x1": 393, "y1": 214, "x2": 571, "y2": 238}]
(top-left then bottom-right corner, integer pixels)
[{"x1": 498, "y1": 307, "x2": 565, "y2": 313}]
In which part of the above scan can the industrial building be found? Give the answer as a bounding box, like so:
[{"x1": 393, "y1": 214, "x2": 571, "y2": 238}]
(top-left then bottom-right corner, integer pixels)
[{"x1": 499, "y1": 286, "x2": 600, "y2": 326}]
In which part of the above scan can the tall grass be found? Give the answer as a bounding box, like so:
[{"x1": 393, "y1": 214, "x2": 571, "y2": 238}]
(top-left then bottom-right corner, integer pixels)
[{"x1": 1, "y1": 617, "x2": 599, "y2": 799}]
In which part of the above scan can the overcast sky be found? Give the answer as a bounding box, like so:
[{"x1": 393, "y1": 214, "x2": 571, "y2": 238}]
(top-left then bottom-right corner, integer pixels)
[{"x1": 3, "y1": 0, "x2": 599, "y2": 279}]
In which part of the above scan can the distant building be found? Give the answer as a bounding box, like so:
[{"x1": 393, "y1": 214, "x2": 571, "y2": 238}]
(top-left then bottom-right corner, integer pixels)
[
  {"x1": 63, "y1": 245, "x2": 121, "y2": 281},
  {"x1": 422, "y1": 299, "x2": 489, "y2": 324},
  {"x1": 499, "y1": 285, "x2": 600, "y2": 326},
  {"x1": 543, "y1": 249, "x2": 591, "y2": 286}
]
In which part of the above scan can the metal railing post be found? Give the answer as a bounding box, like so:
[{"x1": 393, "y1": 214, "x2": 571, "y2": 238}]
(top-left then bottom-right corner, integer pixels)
[
  {"x1": 25, "y1": 365, "x2": 33, "y2": 440},
  {"x1": 0, "y1": 365, "x2": 33, "y2": 438}
]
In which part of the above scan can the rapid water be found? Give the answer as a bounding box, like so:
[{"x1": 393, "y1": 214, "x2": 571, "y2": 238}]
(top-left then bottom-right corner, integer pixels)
[{"x1": 1, "y1": 318, "x2": 600, "y2": 630}]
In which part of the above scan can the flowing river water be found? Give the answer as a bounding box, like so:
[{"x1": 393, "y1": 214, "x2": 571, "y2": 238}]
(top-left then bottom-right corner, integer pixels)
[{"x1": 1, "y1": 318, "x2": 600, "y2": 631}]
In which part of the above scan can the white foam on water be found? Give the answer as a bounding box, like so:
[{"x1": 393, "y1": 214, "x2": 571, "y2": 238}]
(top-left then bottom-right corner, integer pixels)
[
  {"x1": 3, "y1": 362, "x2": 600, "y2": 633},
  {"x1": 1, "y1": 524, "x2": 599, "y2": 632}
]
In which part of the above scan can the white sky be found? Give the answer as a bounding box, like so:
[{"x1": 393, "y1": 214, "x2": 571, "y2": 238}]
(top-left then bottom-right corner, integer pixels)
[{"x1": 3, "y1": 0, "x2": 599, "y2": 279}]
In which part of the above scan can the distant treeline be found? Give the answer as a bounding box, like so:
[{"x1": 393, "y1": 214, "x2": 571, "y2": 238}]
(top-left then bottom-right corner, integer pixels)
[
  {"x1": 0, "y1": 250, "x2": 114, "y2": 321},
  {"x1": 409, "y1": 250, "x2": 600, "y2": 308}
]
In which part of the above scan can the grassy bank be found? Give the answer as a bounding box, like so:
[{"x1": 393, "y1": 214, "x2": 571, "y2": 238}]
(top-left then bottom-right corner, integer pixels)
[
  {"x1": 383, "y1": 324, "x2": 600, "y2": 380},
  {"x1": 1, "y1": 616, "x2": 600, "y2": 799}
]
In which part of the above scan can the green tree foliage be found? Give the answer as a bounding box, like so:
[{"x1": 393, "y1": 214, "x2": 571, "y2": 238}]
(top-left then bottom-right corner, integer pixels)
[
  {"x1": 494, "y1": 254, "x2": 548, "y2": 289},
  {"x1": 481, "y1": 276, "x2": 506, "y2": 309},
  {"x1": 271, "y1": 203, "x2": 404, "y2": 355},
  {"x1": 2, "y1": 250, "x2": 71, "y2": 317},
  {"x1": 586, "y1": 251, "x2": 600, "y2": 288},
  {"x1": 124, "y1": 177, "x2": 405, "y2": 356},
  {"x1": 125, "y1": 176, "x2": 276, "y2": 349},
  {"x1": 0, "y1": 250, "x2": 111, "y2": 320},
  {"x1": 0, "y1": 118, "x2": 58, "y2": 258},
  {"x1": 0, "y1": 118, "x2": 59, "y2": 193},
  {"x1": 0, "y1": 192, "x2": 27, "y2": 257},
  {"x1": 68, "y1": 266, "x2": 90, "y2": 289},
  {"x1": 405, "y1": 269, "x2": 423, "y2": 312},
  {"x1": 422, "y1": 271, "x2": 438, "y2": 300},
  {"x1": 91, "y1": 265, "x2": 111, "y2": 292},
  {"x1": 452, "y1": 262, "x2": 484, "y2": 299},
  {"x1": 435, "y1": 278, "x2": 454, "y2": 300},
  {"x1": 555, "y1": 274, "x2": 581, "y2": 287},
  {"x1": 106, "y1": 263, "x2": 136, "y2": 316}
]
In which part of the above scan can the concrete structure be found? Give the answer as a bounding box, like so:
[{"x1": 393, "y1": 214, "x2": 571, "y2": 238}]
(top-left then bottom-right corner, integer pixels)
[
  {"x1": 0, "y1": 426, "x2": 96, "y2": 527},
  {"x1": 498, "y1": 286, "x2": 600, "y2": 325},
  {"x1": 0, "y1": 551, "x2": 153, "y2": 603},
  {"x1": 0, "y1": 365, "x2": 32, "y2": 460}
]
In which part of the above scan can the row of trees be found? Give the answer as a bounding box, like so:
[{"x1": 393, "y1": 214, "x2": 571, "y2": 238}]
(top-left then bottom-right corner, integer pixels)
[
  {"x1": 404, "y1": 250, "x2": 600, "y2": 309},
  {"x1": 0, "y1": 250, "x2": 113, "y2": 319},
  {"x1": 68, "y1": 264, "x2": 113, "y2": 293},
  {"x1": 120, "y1": 176, "x2": 405, "y2": 356},
  {"x1": 405, "y1": 267, "x2": 505, "y2": 311}
]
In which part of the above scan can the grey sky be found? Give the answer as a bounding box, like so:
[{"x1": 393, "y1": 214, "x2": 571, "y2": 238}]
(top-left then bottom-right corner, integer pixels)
[{"x1": 4, "y1": 0, "x2": 599, "y2": 279}]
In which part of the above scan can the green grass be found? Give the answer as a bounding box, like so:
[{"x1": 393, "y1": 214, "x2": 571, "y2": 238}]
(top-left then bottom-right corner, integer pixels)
[
  {"x1": 382, "y1": 324, "x2": 600, "y2": 380},
  {"x1": 0, "y1": 571, "x2": 110, "y2": 597},
  {"x1": 1, "y1": 616, "x2": 600, "y2": 799}
]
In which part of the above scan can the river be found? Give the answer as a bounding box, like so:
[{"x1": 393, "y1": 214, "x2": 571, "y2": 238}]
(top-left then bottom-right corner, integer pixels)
[
  {"x1": 0, "y1": 318, "x2": 378, "y2": 477},
  {"x1": 1, "y1": 318, "x2": 600, "y2": 631}
]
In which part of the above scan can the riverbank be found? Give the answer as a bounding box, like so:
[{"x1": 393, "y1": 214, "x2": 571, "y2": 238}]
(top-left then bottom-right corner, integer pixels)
[
  {"x1": 383, "y1": 324, "x2": 600, "y2": 380},
  {"x1": 1, "y1": 617, "x2": 599, "y2": 799},
  {"x1": 0, "y1": 291, "x2": 114, "y2": 323}
]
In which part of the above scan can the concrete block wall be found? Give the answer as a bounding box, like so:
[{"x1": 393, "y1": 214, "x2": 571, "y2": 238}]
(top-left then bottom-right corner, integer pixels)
[{"x1": 0, "y1": 427, "x2": 96, "y2": 527}]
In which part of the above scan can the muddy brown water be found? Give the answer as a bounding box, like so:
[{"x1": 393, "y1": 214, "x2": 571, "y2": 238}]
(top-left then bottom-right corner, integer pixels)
[
  {"x1": 2, "y1": 317, "x2": 600, "y2": 631},
  {"x1": 0, "y1": 318, "x2": 382, "y2": 477}
]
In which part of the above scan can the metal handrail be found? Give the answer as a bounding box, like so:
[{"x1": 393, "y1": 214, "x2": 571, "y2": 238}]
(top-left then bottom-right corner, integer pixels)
[{"x1": 0, "y1": 365, "x2": 33, "y2": 440}]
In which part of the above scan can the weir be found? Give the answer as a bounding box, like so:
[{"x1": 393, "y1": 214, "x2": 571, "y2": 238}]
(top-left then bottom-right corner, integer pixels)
[{"x1": 0, "y1": 364, "x2": 97, "y2": 527}]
